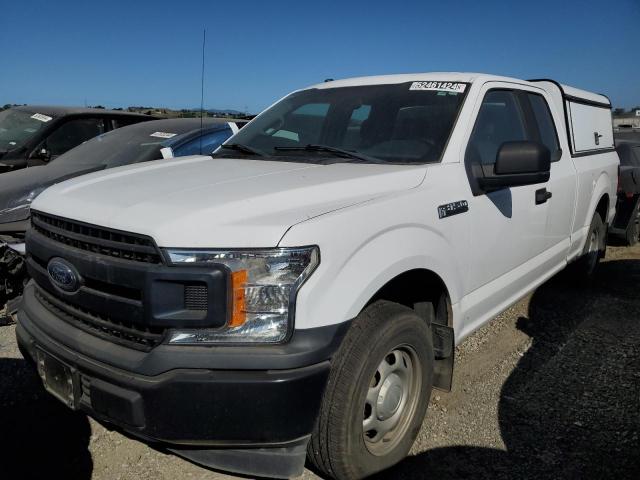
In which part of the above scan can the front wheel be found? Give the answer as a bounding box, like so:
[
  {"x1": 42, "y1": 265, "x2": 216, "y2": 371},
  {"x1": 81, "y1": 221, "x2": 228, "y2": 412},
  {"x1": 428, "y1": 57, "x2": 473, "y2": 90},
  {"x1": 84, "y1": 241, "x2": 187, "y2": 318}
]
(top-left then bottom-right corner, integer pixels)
[{"x1": 308, "y1": 301, "x2": 434, "y2": 480}]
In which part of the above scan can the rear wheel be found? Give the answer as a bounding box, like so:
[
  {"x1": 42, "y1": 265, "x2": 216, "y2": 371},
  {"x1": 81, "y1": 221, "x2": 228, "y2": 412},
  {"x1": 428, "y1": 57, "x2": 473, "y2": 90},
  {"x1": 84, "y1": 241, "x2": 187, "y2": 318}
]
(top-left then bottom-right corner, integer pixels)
[
  {"x1": 575, "y1": 210, "x2": 606, "y2": 279},
  {"x1": 308, "y1": 301, "x2": 433, "y2": 480},
  {"x1": 626, "y1": 200, "x2": 640, "y2": 247}
]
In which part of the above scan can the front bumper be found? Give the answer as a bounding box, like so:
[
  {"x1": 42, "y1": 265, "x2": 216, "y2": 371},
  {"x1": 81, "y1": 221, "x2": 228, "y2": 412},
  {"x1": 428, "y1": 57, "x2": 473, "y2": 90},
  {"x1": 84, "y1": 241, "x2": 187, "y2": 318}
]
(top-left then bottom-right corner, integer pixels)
[{"x1": 16, "y1": 283, "x2": 344, "y2": 477}]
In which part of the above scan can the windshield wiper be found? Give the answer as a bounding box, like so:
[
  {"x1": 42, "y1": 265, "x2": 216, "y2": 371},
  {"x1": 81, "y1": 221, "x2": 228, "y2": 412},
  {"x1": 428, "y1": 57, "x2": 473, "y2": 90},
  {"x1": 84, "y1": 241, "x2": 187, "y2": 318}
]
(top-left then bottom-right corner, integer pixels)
[
  {"x1": 274, "y1": 144, "x2": 387, "y2": 164},
  {"x1": 218, "y1": 143, "x2": 265, "y2": 156}
]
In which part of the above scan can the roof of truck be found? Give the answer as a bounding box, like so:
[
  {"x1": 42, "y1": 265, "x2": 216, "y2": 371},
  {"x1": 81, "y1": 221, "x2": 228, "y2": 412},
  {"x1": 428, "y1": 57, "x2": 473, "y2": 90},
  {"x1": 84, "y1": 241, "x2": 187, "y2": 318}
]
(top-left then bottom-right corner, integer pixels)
[
  {"x1": 13, "y1": 105, "x2": 151, "y2": 118},
  {"x1": 310, "y1": 72, "x2": 610, "y2": 106}
]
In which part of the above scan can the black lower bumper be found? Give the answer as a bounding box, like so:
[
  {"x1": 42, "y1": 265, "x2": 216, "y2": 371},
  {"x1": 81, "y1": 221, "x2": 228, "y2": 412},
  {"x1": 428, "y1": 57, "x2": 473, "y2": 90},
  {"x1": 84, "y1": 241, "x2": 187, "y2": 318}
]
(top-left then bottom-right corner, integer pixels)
[{"x1": 16, "y1": 284, "x2": 342, "y2": 477}]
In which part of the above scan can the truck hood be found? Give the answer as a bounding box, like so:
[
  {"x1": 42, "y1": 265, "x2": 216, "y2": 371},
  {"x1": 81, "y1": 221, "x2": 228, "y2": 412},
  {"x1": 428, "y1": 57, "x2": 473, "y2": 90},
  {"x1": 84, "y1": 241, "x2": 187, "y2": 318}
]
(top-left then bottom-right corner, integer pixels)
[{"x1": 33, "y1": 156, "x2": 425, "y2": 247}]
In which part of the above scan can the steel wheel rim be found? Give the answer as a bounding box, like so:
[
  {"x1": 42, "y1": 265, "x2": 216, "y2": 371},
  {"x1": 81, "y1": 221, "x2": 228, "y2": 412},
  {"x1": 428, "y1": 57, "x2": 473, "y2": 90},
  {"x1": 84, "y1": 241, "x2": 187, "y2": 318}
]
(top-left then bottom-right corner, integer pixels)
[
  {"x1": 362, "y1": 344, "x2": 422, "y2": 456},
  {"x1": 587, "y1": 228, "x2": 599, "y2": 271}
]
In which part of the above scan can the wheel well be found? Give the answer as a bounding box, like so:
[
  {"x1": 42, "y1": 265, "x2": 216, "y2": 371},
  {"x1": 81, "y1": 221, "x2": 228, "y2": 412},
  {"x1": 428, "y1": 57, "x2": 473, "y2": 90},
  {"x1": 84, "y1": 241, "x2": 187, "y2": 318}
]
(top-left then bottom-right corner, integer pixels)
[
  {"x1": 596, "y1": 194, "x2": 609, "y2": 223},
  {"x1": 366, "y1": 269, "x2": 452, "y2": 327}
]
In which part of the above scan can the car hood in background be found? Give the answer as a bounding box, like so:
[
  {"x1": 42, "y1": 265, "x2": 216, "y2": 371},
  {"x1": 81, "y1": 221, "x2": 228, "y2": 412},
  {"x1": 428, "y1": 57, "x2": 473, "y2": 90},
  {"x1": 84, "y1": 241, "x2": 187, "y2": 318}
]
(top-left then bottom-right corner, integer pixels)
[
  {"x1": 0, "y1": 162, "x2": 106, "y2": 219},
  {"x1": 32, "y1": 156, "x2": 426, "y2": 247}
]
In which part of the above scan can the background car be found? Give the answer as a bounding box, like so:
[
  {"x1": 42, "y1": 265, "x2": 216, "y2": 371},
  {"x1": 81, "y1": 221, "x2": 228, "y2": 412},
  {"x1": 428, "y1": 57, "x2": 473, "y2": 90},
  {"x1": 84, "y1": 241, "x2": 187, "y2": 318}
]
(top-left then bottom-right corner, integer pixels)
[
  {"x1": 609, "y1": 132, "x2": 640, "y2": 246},
  {"x1": 0, "y1": 105, "x2": 152, "y2": 173},
  {"x1": 0, "y1": 117, "x2": 246, "y2": 314}
]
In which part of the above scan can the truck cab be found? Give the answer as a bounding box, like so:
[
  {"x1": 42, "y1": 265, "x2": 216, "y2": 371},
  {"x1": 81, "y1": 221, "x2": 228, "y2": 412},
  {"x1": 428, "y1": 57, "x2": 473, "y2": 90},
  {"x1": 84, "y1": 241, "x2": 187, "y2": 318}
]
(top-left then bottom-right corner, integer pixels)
[{"x1": 15, "y1": 73, "x2": 618, "y2": 479}]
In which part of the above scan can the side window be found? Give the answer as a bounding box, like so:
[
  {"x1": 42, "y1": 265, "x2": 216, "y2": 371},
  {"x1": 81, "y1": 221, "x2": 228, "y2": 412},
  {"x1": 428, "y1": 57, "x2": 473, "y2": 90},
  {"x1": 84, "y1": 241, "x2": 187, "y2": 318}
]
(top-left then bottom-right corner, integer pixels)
[
  {"x1": 173, "y1": 129, "x2": 233, "y2": 157},
  {"x1": 46, "y1": 118, "x2": 105, "y2": 156},
  {"x1": 527, "y1": 93, "x2": 560, "y2": 160},
  {"x1": 466, "y1": 90, "x2": 528, "y2": 166}
]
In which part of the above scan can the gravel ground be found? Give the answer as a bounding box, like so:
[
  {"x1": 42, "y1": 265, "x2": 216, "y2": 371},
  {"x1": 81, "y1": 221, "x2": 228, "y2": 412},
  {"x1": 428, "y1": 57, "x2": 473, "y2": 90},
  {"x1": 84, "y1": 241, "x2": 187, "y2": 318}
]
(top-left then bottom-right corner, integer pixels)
[{"x1": 1, "y1": 245, "x2": 639, "y2": 479}]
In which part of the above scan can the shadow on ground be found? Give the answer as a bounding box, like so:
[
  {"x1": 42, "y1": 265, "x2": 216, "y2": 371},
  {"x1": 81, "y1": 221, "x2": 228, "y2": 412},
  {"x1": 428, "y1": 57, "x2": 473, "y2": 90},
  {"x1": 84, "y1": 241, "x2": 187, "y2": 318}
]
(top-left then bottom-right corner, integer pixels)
[
  {"x1": 0, "y1": 357, "x2": 93, "y2": 479},
  {"x1": 375, "y1": 259, "x2": 640, "y2": 480}
]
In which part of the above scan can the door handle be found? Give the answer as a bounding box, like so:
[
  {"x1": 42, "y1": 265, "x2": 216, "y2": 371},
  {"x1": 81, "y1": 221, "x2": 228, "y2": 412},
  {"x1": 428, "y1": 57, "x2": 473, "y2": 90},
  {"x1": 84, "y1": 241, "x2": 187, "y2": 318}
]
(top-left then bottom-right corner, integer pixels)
[{"x1": 535, "y1": 188, "x2": 552, "y2": 205}]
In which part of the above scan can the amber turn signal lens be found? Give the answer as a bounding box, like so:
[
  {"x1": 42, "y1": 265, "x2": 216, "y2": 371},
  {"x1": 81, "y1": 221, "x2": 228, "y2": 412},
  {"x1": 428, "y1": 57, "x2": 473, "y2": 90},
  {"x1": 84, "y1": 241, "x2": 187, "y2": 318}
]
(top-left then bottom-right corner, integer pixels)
[{"x1": 230, "y1": 270, "x2": 248, "y2": 327}]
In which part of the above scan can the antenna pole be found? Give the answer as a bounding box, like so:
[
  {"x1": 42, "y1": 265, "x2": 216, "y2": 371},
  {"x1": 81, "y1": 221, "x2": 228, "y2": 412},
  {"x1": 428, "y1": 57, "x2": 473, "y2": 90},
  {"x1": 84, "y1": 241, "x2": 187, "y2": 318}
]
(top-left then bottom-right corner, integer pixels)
[{"x1": 200, "y1": 29, "x2": 206, "y2": 154}]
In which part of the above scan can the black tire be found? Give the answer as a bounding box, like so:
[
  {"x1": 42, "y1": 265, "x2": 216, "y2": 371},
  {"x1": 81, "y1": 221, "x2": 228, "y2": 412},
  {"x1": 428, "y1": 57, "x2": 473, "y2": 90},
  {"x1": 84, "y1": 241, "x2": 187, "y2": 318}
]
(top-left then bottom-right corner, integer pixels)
[
  {"x1": 574, "y1": 210, "x2": 606, "y2": 279},
  {"x1": 308, "y1": 300, "x2": 434, "y2": 480},
  {"x1": 625, "y1": 200, "x2": 640, "y2": 247}
]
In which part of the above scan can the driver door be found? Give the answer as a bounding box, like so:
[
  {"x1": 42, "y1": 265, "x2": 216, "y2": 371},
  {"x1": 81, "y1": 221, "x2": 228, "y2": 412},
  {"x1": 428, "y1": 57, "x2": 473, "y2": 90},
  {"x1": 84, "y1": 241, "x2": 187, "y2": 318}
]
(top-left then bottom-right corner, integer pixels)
[{"x1": 461, "y1": 83, "x2": 551, "y2": 334}]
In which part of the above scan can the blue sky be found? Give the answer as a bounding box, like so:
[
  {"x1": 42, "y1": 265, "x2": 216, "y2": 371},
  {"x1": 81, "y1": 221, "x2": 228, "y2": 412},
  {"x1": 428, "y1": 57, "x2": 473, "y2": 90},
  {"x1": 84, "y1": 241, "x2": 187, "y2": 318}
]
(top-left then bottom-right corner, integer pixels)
[{"x1": 2, "y1": 0, "x2": 639, "y2": 113}]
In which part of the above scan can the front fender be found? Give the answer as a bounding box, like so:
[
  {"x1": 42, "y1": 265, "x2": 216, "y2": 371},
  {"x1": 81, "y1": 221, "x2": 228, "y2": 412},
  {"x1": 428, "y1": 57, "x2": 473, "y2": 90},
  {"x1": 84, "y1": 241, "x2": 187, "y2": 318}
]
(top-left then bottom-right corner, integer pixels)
[{"x1": 286, "y1": 224, "x2": 465, "y2": 331}]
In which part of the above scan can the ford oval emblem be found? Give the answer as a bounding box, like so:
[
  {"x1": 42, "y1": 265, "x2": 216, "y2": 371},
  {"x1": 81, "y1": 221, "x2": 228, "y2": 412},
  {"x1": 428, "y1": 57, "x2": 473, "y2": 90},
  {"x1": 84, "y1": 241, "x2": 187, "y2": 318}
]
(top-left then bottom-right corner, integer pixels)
[{"x1": 47, "y1": 258, "x2": 81, "y2": 292}]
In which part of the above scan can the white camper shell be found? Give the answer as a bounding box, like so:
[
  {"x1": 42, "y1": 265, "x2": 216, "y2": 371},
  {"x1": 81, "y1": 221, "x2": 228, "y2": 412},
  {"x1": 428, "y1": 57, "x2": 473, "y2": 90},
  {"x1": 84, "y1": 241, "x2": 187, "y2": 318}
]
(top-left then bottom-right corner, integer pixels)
[{"x1": 530, "y1": 79, "x2": 615, "y2": 155}]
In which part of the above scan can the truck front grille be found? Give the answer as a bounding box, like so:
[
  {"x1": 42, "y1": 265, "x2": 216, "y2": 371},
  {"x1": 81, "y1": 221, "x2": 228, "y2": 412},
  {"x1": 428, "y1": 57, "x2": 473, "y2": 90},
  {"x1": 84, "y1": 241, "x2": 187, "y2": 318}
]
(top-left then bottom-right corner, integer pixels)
[
  {"x1": 31, "y1": 211, "x2": 162, "y2": 264},
  {"x1": 35, "y1": 287, "x2": 165, "y2": 351},
  {"x1": 26, "y1": 213, "x2": 227, "y2": 350}
]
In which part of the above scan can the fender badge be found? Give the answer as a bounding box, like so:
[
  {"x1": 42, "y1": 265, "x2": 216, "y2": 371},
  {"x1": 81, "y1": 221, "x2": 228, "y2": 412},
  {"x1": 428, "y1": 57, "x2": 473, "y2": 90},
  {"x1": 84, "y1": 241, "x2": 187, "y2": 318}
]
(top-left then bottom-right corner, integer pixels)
[{"x1": 438, "y1": 200, "x2": 469, "y2": 219}]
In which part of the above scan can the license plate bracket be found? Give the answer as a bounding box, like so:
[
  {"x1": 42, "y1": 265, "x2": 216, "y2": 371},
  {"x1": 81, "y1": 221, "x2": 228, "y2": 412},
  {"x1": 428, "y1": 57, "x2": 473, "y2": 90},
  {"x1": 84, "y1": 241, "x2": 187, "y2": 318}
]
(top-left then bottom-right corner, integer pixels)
[{"x1": 36, "y1": 349, "x2": 77, "y2": 410}]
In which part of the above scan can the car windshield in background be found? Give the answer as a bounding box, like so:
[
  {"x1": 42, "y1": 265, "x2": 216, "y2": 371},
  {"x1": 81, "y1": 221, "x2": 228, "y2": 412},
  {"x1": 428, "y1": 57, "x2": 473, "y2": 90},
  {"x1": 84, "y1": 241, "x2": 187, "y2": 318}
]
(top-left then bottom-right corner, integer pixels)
[
  {"x1": 55, "y1": 127, "x2": 169, "y2": 168},
  {"x1": 213, "y1": 82, "x2": 468, "y2": 164},
  {"x1": 0, "y1": 109, "x2": 51, "y2": 151}
]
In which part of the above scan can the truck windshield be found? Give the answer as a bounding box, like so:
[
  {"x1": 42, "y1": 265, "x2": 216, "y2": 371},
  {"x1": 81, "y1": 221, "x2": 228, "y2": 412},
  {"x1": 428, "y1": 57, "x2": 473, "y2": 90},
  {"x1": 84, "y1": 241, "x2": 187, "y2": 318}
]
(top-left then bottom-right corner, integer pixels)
[
  {"x1": 214, "y1": 82, "x2": 468, "y2": 164},
  {"x1": 0, "y1": 109, "x2": 50, "y2": 151}
]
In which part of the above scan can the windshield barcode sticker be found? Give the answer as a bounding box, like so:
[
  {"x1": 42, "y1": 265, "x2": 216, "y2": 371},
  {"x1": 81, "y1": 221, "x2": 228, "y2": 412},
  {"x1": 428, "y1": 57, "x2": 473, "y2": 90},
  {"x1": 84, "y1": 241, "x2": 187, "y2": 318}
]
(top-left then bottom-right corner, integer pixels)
[
  {"x1": 150, "y1": 131, "x2": 177, "y2": 139},
  {"x1": 31, "y1": 113, "x2": 53, "y2": 122},
  {"x1": 410, "y1": 82, "x2": 466, "y2": 93}
]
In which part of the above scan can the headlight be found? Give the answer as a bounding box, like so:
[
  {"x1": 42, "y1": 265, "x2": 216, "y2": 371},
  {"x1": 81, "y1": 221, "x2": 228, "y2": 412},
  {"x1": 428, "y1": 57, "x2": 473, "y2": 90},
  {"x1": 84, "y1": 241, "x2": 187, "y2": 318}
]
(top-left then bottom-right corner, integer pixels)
[
  {"x1": 164, "y1": 246, "x2": 319, "y2": 344},
  {"x1": 0, "y1": 187, "x2": 46, "y2": 224}
]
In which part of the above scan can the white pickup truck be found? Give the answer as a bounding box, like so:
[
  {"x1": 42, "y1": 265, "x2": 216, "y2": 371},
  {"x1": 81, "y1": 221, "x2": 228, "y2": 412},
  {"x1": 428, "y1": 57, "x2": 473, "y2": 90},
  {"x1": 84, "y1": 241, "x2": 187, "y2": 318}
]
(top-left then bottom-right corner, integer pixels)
[{"x1": 16, "y1": 73, "x2": 618, "y2": 479}]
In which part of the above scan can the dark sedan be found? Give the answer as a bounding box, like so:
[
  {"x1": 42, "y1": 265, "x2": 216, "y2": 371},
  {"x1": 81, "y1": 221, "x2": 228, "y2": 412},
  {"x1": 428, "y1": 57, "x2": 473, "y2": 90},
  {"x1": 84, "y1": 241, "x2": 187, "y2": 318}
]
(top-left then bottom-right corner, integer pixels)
[
  {"x1": 609, "y1": 133, "x2": 640, "y2": 246},
  {"x1": 0, "y1": 105, "x2": 152, "y2": 173}
]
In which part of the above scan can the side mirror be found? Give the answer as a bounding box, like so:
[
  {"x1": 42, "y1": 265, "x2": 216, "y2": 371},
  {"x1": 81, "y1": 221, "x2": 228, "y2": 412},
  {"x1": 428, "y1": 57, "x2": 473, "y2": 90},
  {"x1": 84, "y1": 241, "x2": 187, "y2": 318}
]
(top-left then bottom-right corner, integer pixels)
[
  {"x1": 38, "y1": 147, "x2": 52, "y2": 161},
  {"x1": 477, "y1": 141, "x2": 551, "y2": 191},
  {"x1": 27, "y1": 146, "x2": 51, "y2": 166}
]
